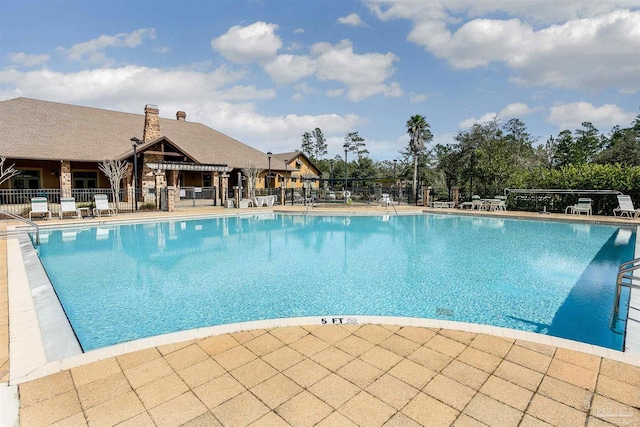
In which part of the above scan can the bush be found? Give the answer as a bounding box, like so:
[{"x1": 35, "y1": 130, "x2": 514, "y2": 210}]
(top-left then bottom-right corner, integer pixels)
[
  {"x1": 507, "y1": 163, "x2": 640, "y2": 214},
  {"x1": 138, "y1": 202, "x2": 157, "y2": 211}
]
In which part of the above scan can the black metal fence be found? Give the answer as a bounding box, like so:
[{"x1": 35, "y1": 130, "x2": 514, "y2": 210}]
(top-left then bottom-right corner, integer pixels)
[
  {"x1": 273, "y1": 186, "x2": 418, "y2": 205},
  {"x1": 0, "y1": 188, "x2": 154, "y2": 217},
  {"x1": 0, "y1": 186, "x2": 222, "y2": 217},
  {"x1": 175, "y1": 186, "x2": 217, "y2": 208}
]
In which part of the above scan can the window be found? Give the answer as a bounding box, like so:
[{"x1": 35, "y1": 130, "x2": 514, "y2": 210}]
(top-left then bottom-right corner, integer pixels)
[
  {"x1": 12, "y1": 170, "x2": 40, "y2": 189},
  {"x1": 73, "y1": 171, "x2": 98, "y2": 189},
  {"x1": 203, "y1": 174, "x2": 212, "y2": 187}
]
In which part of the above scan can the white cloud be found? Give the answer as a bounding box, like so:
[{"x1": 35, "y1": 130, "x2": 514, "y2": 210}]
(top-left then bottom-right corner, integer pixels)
[
  {"x1": 0, "y1": 65, "x2": 246, "y2": 104},
  {"x1": 293, "y1": 82, "x2": 318, "y2": 94},
  {"x1": 262, "y1": 54, "x2": 316, "y2": 84},
  {"x1": 293, "y1": 28, "x2": 304, "y2": 34},
  {"x1": 338, "y1": 13, "x2": 367, "y2": 27},
  {"x1": 458, "y1": 102, "x2": 541, "y2": 128},
  {"x1": 8, "y1": 52, "x2": 50, "y2": 67},
  {"x1": 312, "y1": 39, "x2": 402, "y2": 101},
  {"x1": 291, "y1": 93, "x2": 304, "y2": 102},
  {"x1": 547, "y1": 101, "x2": 636, "y2": 130},
  {"x1": 367, "y1": 1, "x2": 640, "y2": 93},
  {"x1": 211, "y1": 22, "x2": 401, "y2": 101},
  {"x1": 59, "y1": 28, "x2": 156, "y2": 63},
  {"x1": 499, "y1": 102, "x2": 539, "y2": 117},
  {"x1": 325, "y1": 89, "x2": 345, "y2": 97},
  {"x1": 409, "y1": 93, "x2": 429, "y2": 103},
  {"x1": 211, "y1": 22, "x2": 282, "y2": 64},
  {"x1": 459, "y1": 112, "x2": 497, "y2": 128},
  {"x1": 217, "y1": 86, "x2": 275, "y2": 101}
]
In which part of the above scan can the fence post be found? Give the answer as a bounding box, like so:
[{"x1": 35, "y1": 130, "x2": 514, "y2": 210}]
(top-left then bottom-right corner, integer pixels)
[
  {"x1": 452, "y1": 186, "x2": 459, "y2": 207},
  {"x1": 167, "y1": 187, "x2": 176, "y2": 212}
]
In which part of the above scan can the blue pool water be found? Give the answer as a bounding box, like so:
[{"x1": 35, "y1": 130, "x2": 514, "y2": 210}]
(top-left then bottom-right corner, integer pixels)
[{"x1": 34, "y1": 214, "x2": 634, "y2": 351}]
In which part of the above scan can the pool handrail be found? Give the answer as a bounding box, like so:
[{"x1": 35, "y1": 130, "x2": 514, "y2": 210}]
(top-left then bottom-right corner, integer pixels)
[
  {"x1": 0, "y1": 208, "x2": 40, "y2": 245},
  {"x1": 610, "y1": 257, "x2": 640, "y2": 327}
]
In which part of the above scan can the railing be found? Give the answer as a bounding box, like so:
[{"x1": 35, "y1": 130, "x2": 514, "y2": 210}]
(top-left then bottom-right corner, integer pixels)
[
  {"x1": 176, "y1": 187, "x2": 217, "y2": 208},
  {"x1": 503, "y1": 189, "x2": 623, "y2": 215},
  {"x1": 610, "y1": 257, "x2": 640, "y2": 328},
  {"x1": 0, "y1": 209, "x2": 40, "y2": 245},
  {"x1": 0, "y1": 187, "x2": 224, "y2": 214}
]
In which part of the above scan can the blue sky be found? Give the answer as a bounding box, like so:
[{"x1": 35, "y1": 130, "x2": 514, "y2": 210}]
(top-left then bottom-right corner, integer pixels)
[{"x1": 1, "y1": 0, "x2": 639, "y2": 160}]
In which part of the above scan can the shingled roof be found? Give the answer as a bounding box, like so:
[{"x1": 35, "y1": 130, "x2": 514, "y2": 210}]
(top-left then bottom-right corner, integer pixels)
[{"x1": 0, "y1": 98, "x2": 270, "y2": 169}]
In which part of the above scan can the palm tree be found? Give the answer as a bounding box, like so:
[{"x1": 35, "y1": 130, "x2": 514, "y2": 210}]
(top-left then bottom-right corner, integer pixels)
[{"x1": 406, "y1": 115, "x2": 432, "y2": 202}]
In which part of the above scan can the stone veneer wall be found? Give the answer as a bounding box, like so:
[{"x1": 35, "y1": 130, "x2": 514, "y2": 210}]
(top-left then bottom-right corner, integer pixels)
[
  {"x1": 60, "y1": 161, "x2": 71, "y2": 197},
  {"x1": 142, "y1": 151, "x2": 164, "y2": 203},
  {"x1": 142, "y1": 105, "x2": 161, "y2": 143}
]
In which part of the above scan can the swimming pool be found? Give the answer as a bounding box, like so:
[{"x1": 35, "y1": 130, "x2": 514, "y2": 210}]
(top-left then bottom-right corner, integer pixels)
[{"x1": 35, "y1": 214, "x2": 634, "y2": 351}]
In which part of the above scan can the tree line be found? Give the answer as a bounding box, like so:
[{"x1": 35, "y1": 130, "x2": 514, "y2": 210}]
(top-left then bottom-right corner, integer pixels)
[{"x1": 299, "y1": 109, "x2": 640, "y2": 201}]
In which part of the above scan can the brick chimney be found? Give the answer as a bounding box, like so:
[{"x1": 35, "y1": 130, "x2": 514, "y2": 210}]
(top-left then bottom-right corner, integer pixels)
[
  {"x1": 176, "y1": 111, "x2": 186, "y2": 121},
  {"x1": 143, "y1": 104, "x2": 161, "y2": 143}
]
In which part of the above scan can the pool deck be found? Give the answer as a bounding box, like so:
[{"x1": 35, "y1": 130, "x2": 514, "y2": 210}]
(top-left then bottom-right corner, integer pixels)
[{"x1": 2, "y1": 206, "x2": 640, "y2": 426}]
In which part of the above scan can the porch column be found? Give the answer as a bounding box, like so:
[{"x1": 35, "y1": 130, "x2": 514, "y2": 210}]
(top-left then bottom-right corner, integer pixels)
[
  {"x1": 220, "y1": 173, "x2": 229, "y2": 205},
  {"x1": 154, "y1": 171, "x2": 165, "y2": 210},
  {"x1": 167, "y1": 170, "x2": 179, "y2": 205},
  {"x1": 213, "y1": 172, "x2": 220, "y2": 206},
  {"x1": 60, "y1": 161, "x2": 71, "y2": 197},
  {"x1": 167, "y1": 186, "x2": 176, "y2": 212}
]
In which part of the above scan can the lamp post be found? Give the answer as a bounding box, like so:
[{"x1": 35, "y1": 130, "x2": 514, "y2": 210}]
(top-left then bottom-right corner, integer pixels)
[
  {"x1": 329, "y1": 159, "x2": 334, "y2": 190},
  {"x1": 393, "y1": 159, "x2": 397, "y2": 200},
  {"x1": 469, "y1": 150, "x2": 475, "y2": 199},
  {"x1": 343, "y1": 143, "x2": 349, "y2": 200},
  {"x1": 267, "y1": 151, "x2": 272, "y2": 190},
  {"x1": 130, "y1": 137, "x2": 140, "y2": 211}
]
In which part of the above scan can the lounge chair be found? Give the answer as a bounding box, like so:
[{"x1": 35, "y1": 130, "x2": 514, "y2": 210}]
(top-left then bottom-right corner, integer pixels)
[
  {"x1": 489, "y1": 196, "x2": 507, "y2": 211},
  {"x1": 613, "y1": 195, "x2": 640, "y2": 218},
  {"x1": 29, "y1": 197, "x2": 51, "y2": 220},
  {"x1": 293, "y1": 192, "x2": 304, "y2": 203},
  {"x1": 379, "y1": 193, "x2": 393, "y2": 206},
  {"x1": 265, "y1": 195, "x2": 275, "y2": 207},
  {"x1": 565, "y1": 198, "x2": 592, "y2": 215},
  {"x1": 59, "y1": 197, "x2": 81, "y2": 220},
  {"x1": 471, "y1": 195, "x2": 484, "y2": 210},
  {"x1": 239, "y1": 199, "x2": 253, "y2": 208},
  {"x1": 93, "y1": 194, "x2": 117, "y2": 217}
]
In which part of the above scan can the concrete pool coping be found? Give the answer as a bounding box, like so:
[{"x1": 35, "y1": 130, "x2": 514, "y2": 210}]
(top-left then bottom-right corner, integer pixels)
[{"x1": 3, "y1": 206, "x2": 640, "y2": 425}]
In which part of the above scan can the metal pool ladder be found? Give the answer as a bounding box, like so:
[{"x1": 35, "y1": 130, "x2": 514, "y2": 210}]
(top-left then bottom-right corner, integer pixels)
[
  {"x1": 610, "y1": 257, "x2": 640, "y2": 328},
  {"x1": 0, "y1": 209, "x2": 40, "y2": 245}
]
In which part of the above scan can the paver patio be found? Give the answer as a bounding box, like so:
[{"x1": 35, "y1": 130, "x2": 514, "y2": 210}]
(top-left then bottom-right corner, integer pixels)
[{"x1": 14, "y1": 325, "x2": 640, "y2": 426}]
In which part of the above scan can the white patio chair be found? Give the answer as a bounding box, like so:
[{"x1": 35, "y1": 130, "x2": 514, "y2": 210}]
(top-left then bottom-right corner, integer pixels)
[
  {"x1": 93, "y1": 194, "x2": 117, "y2": 216},
  {"x1": 471, "y1": 195, "x2": 483, "y2": 210},
  {"x1": 29, "y1": 197, "x2": 51, "y2": 220},
  {"x1": 59, "y1": 197, "x2": 81, "y2": 219},
  {"x1": 565, "y1": 198, "x2": 592, "y2": 215},
  {"x1": 379, "y1": 193, "x2": 393, "y2": 206},
  {"x1": 613, "y1": 195, "x2": 640, "y2": 218}
]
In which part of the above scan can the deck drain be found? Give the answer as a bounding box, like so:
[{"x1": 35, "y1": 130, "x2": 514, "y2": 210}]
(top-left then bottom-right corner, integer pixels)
[{"x1": 436, "y1": 307, "x2": 454, "y2": 317}]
